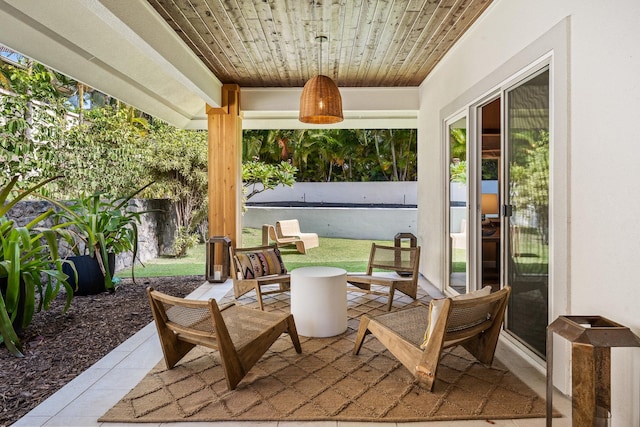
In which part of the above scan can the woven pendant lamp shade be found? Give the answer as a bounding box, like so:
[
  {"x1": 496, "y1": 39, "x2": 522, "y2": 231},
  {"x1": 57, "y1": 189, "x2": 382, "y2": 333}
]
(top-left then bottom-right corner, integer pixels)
[{"x1": 299, "y1": 75, "x2": 343, "y2": 124}]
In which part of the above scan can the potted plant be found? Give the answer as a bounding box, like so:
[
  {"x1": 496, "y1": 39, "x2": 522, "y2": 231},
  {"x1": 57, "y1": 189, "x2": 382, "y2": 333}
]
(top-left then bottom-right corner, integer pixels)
[
  {"x1": 50, "y1": 183, "x2": 155, "y2": 295},
  {"x1": 0, "y1": 175, "x2": 74, "y2": 356}
]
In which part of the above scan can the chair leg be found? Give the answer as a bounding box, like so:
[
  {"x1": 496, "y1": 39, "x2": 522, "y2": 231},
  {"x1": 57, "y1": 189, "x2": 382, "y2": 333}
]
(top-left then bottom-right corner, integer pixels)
[
  {"x1": 395, "y1": 280, "x2": 418, "y2": 299},
  {"x1": 414, "y1": 329, "x2": 447, "y2": 392},
  {"x1": 386, "y1": 285, "x2": 396, "y2": 311},
  {"x1": 353, "y1": 316, "x2": 372, "y2": 355},
  {"x1": 211, "y1": 307, "x2": 247, "y2": 391},
  {"x1": 151, "y1": 311, "x2": 195, "y2": 368},
  {"x1": 414, "y1": 343, "x2": 445, "y2": 391},
  {"x1": 463, "y1": 294, "x2": 509, "y2": 365},
  {"x1": 414, "y1": 359, "x2": 438, "y2": 391},
  {"x1": 153, "y1": 317, "x2": 196, "y2": 369},
  {"x1": 462, "y1": 326, "x2": 501, "y2": 365},
  {"x1": 255, "y1": 283, "x2": 265, "y2": 311},
  {"x1": 221, "y1": 359, "x2": 246, "y2": 391},
  {"x1": 148, "y1": 292, "x2": 196, "y2": 369},
  {"x1": 286, "y1": 315, "x2": 302, "y2": 353}
]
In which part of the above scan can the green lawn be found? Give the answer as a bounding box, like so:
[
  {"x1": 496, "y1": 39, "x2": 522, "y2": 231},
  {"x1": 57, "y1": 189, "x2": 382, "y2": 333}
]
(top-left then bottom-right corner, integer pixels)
[
  {"x1": 452, "y1": 248, "x2": 467, "y2": 273},
  {"x1": 450, "y1": 227, "x2": 550, "y2": 274},
  {"x1": 117, "y1": 227, "x2": 392, "y2": 278}
]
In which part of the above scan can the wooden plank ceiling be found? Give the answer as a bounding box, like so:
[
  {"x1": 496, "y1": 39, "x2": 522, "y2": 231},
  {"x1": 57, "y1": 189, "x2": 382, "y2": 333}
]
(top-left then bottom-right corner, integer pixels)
[{"x1": 147, "y1": 0, "x2": 492, "y2": 88}]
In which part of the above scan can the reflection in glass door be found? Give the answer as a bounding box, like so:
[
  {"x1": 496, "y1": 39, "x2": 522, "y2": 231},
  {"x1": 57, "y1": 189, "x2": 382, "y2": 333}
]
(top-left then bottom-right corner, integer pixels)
[
  {"x1": 448, "y1": 116, "x2": 468, "y2": 295},
  {"x1": 504, "y1": 68, "x2": 550, "y2": 358}
]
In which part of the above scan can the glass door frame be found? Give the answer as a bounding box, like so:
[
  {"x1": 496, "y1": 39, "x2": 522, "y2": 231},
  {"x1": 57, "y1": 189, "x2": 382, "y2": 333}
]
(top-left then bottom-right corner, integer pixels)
[
  {"x1": 444, "y1": 109, "x2": 483, "y2": 295},
  {"x1": 439, "y1": 22, "x2": 567, "y2": 368},
  {"x1": 501, "y1": 65, "x2": 551, "y2": 360},
  {"x1": 473, "y1": 93, "x2": 504, "y2": 289},
  {"x1": 444, "y1": 61, "x2": 552, "y2": 360}
]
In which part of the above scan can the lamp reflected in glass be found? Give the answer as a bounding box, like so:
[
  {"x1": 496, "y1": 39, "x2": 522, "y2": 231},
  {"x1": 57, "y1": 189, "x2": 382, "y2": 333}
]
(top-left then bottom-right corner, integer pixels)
[{"x1": 481, "y1": 193, "x2": 499, "y2": 236}]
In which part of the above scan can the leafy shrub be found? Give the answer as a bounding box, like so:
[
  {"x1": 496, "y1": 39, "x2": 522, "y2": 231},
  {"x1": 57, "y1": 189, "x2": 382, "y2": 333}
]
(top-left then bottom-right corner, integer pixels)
[{"x1": 172, "y1": 226, "x2": 199, "y2": 258}]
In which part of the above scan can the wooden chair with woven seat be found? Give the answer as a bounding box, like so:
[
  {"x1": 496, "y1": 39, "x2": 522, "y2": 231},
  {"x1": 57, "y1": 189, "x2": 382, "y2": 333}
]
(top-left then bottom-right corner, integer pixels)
[
  {"x1": 229, "y1": 244, "x2": 290, "y2": 310},
  {"x1": 147, "y1": 287, "x2": 301, "y2": 391},
  {"x1": 353, "y1": 286, "x2": 511, "y2": 391},
  {"x1": 346, "y1": 243, "x2": 421, "y2": 311}
]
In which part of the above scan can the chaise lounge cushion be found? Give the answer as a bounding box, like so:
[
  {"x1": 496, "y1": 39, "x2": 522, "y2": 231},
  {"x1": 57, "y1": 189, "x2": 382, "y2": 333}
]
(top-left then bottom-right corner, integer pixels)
[
  {"x1": 421, "y1": 286, "x2": 492, "y2": 348},
  {"x1": 234, "y1": 247, "x2": 287, "y2": 279}
]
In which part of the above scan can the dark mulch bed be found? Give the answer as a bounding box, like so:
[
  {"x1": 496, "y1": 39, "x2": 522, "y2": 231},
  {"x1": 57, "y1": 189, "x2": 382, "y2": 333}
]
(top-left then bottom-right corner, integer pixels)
[{"x1": 0, "y1": 275, "x2": 205, "y2": 427}]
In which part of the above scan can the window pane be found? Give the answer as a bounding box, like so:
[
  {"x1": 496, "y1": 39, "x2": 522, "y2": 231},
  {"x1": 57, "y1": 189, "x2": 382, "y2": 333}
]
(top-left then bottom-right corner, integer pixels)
[
  {"x1": 449, "y1": 117, "x2": 467, "y2": 294},
  {"x1": 505, "y1": 69, "x2": 550, "y2": 358}
]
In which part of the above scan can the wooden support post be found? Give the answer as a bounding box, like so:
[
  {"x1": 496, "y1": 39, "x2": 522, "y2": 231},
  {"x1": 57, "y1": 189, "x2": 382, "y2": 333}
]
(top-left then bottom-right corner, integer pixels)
[
  {"x1": 206, "y1": 84, "x2": 242, "y2": 247},
  {"x1": 546, "y1": 315, "x2": 639, "y2": 426},
  {"x1": 572, "y1": 343, "x2": 611, "y2": 426}
]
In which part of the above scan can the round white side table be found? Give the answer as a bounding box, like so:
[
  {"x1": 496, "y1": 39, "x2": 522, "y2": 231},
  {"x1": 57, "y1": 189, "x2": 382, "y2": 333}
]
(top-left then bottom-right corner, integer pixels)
[{"x1": 290, "y1": 266, "x2": 347, "y2": 337}]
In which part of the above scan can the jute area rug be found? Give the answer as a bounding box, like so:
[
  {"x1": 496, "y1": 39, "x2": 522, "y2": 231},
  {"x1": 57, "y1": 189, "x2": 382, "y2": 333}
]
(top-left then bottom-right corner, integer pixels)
[{"x1": 100, "y1": 286, "x2": 549, "y2": 423}]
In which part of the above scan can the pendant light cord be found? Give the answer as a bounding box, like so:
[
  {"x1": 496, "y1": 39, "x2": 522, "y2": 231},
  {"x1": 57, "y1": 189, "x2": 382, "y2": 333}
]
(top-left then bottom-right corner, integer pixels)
[
  {"x1": 313, "y1": 0, "x2": 321, "y2": 77},
  {"x1": 319, "y1": 37, "x2": 323, "y2": 76}
]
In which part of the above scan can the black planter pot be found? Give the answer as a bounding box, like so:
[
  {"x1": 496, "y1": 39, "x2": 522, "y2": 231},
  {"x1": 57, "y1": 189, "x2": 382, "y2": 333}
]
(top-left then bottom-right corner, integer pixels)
[
  {"x1": 0, "y1": 277, "x2": 27, "y2": 336},
  {"x1": 62, "y1": 254, "x2": 116, "y2": 296}
]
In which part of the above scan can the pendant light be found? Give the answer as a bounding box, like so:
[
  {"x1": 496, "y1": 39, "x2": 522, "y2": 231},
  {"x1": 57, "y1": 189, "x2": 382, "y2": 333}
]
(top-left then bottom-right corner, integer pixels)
[{"x1": 299, "y1": 11, "x2": 343, "y2": 124}]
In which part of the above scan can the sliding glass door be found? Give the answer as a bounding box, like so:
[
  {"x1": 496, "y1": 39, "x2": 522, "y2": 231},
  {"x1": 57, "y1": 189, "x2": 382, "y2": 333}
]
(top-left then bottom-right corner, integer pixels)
[
  {"x1": 503, "y1": 68, "x2": 550, "y2": 358},
  {"x1": 445, "y1": 66, "x2": 550, "y2": 359}
]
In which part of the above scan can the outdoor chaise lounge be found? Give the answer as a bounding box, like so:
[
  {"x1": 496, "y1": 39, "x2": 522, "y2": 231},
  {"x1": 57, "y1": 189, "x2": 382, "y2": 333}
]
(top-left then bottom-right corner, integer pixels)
[
  {"x1": 353, "y1": 286, "x2": 511, "y2": 391},
  {"x1": 261, "y1": 219, "x2": 319, "y2": 254}
]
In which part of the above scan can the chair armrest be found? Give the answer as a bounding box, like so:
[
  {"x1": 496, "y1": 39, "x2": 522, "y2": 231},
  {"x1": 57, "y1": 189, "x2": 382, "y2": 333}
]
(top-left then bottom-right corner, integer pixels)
[
  {"x1": 256, "y1": 274, "x2": 291, "y2": 285},
  {"x1": 347, "y1": 273, "x2": 410, "y2": 285},
  {"x1": 218, "y1": 302, "x2": 236, "y2": 312}
]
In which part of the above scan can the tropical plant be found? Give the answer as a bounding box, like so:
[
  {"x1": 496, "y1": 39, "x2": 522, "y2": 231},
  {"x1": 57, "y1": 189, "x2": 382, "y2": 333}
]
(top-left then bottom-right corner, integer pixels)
[
  {"x1": 172, "y1": 226, "x2": 200, "y2": 258},
  {"x1": 449, "y1": 126, "x2": 467, "y2": 184},
  {"x1": 243, "y1": 128, "x2": 417, "y2": 183},
  {"x1": 1, "y1": 55, "x2": 152, "y2": 200},
  {"x1": 509, "y1": 129, "x2": 549, "y2": 243},
  {"x1": 0, "y1": 62, "x2": 68, "y2": 190},
  {"x1": 49, "y1": 182, "x2": 155, "y2": 291},
  {"x1": 243, "y1": 129, "x2": 297, "y2": 163},
  {"x1": 0, "y1": 175, "x2": 73, "y2": 356},
  {"x1": 450, "y1": 159, "x2": 467, "y2": 184},
  {"x1": 141, "y1": 123, "x2": 208, "y2": 255},
  {"x1": 55, "y1": 106, "x2": 148, "y2": 199},
  {"x1": 242, "y1": 160, "x2": 297, "y2": 201}
]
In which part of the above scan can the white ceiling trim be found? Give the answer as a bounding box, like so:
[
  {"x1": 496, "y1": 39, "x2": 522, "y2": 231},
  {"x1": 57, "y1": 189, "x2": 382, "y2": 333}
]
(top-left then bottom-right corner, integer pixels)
[
  {"x1": 0, "y1": 0, "x2": 222, "y2": 128},
  {"x1": 241, "y1": 111, "x2": 418, "y2": 130},
  {"x1": 0, "y1": 0, "x2": 419, "y2": 130},
  {"x1": 241, "y1": 87, "x2": 419, "y2": 130}
]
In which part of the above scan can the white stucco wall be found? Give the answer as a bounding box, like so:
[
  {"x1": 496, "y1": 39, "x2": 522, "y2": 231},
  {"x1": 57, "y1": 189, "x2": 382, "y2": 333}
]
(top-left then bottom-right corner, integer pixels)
[
  {"x1": 243, "y1": 206, "x2": 417, "y2": 240},
  {"x1": 418, "y1": 1, "x2": 640, "y2": 424},
  {"x1": 243, "y1": 182, "x2": 418, "y2": 240},
  {"x1": 247, "y1": 182, "x2": 417, "y2": 206}
]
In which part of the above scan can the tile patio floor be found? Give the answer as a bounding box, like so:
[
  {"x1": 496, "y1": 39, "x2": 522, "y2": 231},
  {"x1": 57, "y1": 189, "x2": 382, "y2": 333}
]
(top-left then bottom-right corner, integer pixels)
[{"x1": 13, "y1": 278, "x2": 571, "y2": 427}]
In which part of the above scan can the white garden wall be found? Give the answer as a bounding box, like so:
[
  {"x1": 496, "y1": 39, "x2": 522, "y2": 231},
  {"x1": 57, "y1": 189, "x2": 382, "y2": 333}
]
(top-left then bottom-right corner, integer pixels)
[
  {"x1": 243, "y1": 206, "x2": 417, "y2": 241},
  {"x1": 247, "y1": 181, "x2": 417, "y2": 206},
  {"x1": 244, "y1": 182, "x2": 418, "y2": 240}
]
